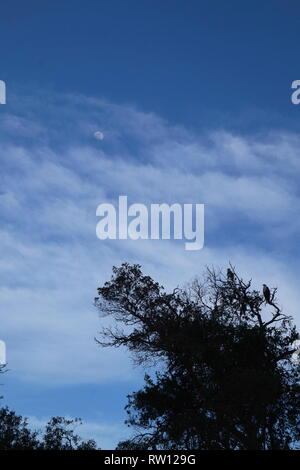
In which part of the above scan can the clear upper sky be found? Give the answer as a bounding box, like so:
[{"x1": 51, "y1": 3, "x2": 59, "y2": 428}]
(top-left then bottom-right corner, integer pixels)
[
  {"x1": 1, "y1": 1, "x2": 300, "y2": 448},
  {"x1": 1, "y1": 0, "x2": 300, "y2": 129}
]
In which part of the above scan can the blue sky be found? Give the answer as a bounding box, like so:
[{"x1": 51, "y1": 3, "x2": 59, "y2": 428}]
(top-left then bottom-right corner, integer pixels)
[{"x1": 1, "y1": 1, "x2": 300, "y2": 448}]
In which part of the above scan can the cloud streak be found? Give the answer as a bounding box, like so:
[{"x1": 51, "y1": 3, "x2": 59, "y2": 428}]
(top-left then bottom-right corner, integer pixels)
[{"x1": 0, "y1": 91, "x2": 300, "y2": 388}]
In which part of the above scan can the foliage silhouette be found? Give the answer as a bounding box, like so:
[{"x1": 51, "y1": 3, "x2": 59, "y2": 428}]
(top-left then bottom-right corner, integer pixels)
[
  {"x1": 95, "y1": 263, "x2": 300, "y2": 450},
  {"x1": 0, "y1": 407, "x2": 97, "y2": 450}
]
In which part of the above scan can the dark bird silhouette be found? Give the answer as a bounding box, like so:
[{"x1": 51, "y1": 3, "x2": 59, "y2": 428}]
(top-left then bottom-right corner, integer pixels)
[
  {"x1": 263, "y1": 284, "x2": 271, "y2": 304},
  {"x1": 227, "y1": 268, "x2": 234, "y2": 281}
]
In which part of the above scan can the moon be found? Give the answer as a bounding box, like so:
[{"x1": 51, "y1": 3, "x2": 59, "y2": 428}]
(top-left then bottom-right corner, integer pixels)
[{"x1": 94, "y1": 131, "x2": 104, "y2": 141}]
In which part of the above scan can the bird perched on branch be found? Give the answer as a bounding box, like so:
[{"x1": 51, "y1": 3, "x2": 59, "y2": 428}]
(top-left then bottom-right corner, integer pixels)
[
  {"x1": 263, "y1": 284, "x2": 271, "y2": 304},
  {"x1": 227, "y1": 268, "x2": 234, "y2": 281}
]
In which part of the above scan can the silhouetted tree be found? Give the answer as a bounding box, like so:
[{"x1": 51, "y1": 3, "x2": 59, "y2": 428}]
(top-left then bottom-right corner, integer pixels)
[
  {"x1": 40, "y1": 416, "x2": 97, "y2": 450},
  {"x1": 0, "y1": 407, "x2": 40, "y2": 450},
  {"x1": 0, "y1": 407, "x2": 97, "y2": 450},
  {"x1": 95, "y1": 263, "x2": 300, "y2": 450},
  {"x1": 0, "y1": 359, "x2": 97, "y2": 449}
]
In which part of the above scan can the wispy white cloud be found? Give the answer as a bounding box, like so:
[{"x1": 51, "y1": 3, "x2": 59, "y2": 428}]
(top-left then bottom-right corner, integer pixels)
[{"x1": 0, "y1": 91, "x2": 300, "y2": 387}]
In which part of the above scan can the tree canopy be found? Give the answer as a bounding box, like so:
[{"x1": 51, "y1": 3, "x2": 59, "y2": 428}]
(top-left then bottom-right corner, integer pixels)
[
  {"x1": 95, "y1": 263, "x2": 300, "y2": 450},
  {"x1": 0, "y1": 407, "x2": 97, "y2": 450}
]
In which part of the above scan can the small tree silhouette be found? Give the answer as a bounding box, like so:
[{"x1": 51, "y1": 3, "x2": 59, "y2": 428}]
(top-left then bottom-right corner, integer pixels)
[{"x1": 0, "y1": 408, "x2": 98, "y2": 450}]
